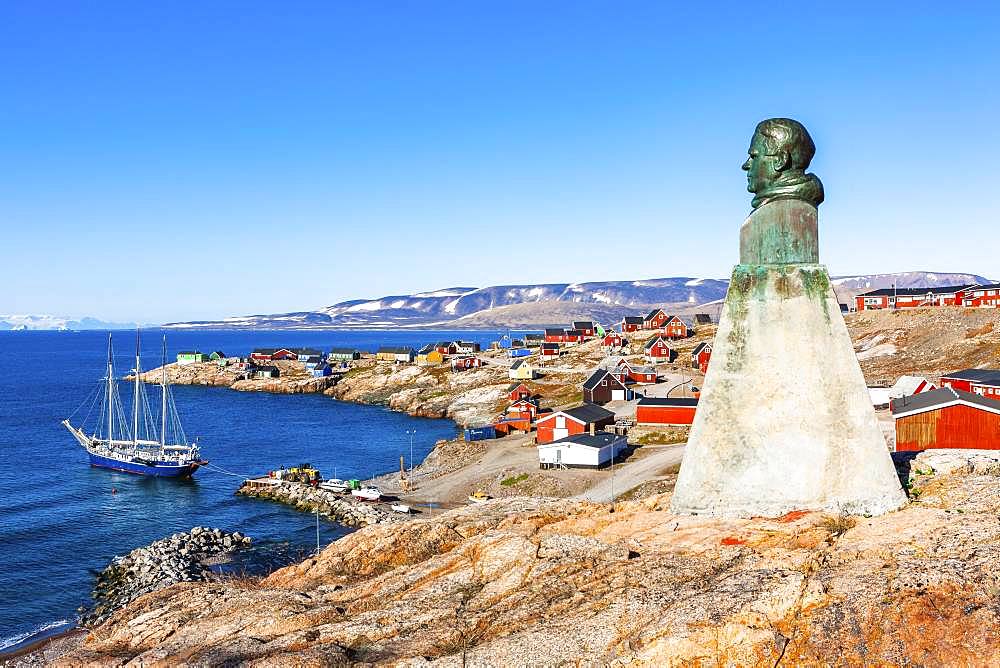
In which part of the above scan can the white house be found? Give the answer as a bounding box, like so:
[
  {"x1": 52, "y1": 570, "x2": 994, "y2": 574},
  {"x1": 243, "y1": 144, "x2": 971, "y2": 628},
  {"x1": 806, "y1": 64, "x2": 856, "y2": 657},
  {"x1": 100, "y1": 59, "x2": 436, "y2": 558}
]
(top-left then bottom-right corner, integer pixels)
[{"x1": 537, "y1": 432, "x2": 628, "y2": 469}]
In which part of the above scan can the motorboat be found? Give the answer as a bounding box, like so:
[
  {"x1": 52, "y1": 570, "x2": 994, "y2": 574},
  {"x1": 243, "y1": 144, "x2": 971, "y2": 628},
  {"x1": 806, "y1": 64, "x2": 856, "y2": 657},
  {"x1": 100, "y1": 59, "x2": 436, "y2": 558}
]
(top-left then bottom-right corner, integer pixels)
[
  {"x1": 351, "y1": 485, "x2": 382, "y2": 502},
  {"x1": 390, "y1": 503, "x2": 411, "y2": 513},
  {"x1": 320, "y1": 478, "x2": 348, "y2": 493}
]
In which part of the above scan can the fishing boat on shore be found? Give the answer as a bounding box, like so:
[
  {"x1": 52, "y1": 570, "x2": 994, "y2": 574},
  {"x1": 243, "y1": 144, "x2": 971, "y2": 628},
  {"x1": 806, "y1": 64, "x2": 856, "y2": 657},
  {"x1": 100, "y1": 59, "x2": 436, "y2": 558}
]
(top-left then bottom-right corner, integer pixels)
[
  {"x1": 351, "y1": 485, "x2": 382, "y2": 502},
  {"x1": 62, "y1": 333, "x2": 206, "y2": 477}
]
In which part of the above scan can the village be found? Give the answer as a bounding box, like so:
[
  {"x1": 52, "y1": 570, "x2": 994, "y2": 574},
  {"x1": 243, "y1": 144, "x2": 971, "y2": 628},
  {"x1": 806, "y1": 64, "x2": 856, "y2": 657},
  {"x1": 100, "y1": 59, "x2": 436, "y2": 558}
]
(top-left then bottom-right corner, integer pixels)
[{"x1": 155, "y1": 296, "x2": 1000, "y2": 512}]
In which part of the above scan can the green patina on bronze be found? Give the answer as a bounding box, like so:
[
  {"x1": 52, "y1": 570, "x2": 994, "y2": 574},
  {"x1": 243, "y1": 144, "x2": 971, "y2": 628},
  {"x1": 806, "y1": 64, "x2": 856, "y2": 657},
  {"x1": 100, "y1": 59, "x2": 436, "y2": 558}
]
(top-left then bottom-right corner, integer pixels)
[{"x1": 743, "y1": 118, "x2": 824, "y2": 210}]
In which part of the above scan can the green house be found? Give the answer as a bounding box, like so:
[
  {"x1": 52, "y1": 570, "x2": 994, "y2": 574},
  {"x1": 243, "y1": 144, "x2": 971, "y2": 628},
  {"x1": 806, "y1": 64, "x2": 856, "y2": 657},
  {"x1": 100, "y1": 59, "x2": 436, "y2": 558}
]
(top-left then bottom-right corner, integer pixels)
[
  {"x1": 209, "y1": 350, "x2": 227, "y2": 360},
  {"x1": 177, "y1": 351, "x2": 209, "y2": 365}
]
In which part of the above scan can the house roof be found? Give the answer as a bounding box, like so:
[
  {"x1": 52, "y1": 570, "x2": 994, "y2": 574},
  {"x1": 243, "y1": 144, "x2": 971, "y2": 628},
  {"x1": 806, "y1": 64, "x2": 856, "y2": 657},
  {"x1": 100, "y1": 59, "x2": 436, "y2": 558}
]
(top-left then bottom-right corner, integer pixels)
[
  {"x1": 941, "y1": 368, "x2": 1000, "y2": 386},
  {"x1": 378, "y1": 346, "x2": 414, "y2": 354},
  {"x1": 643, "y1": 309, "x2": 665, "y2": 321},
  {"x1": 622, "y1": 316, "x2": 644, "y2": 325},
  {"x1": 638, "y1": 397, "x2": 699, "y2": 407},
  {"x1": 525, "y1": 333, "x2": 544, "y2": 340},
  {"x1": 562, "y1": 403, "x2": 616, "y2": 423},
  {"x1": 545, "y1": 432, "x2": 624, "y2": 449},
  {"x1": 629, "y1": 364, "x2": 657, "y2": 375},
  {"x1": 507, "y1": 381, "x2": 529, "y2": 392},
  {"x1": 564, "y1": 329, "x2": 584, "y2": 337},
  {"x1": 858, "y1": 284, "x2": 976, "y2": 297},
  {"x1": 328, "y1": 347, "x2": 360, "y2": 355},
  {"x1": 582, "y1": 369, "x2": 626, "y2": 391},
  {"x1": 541, "y1": 342, "x2": 559, "y2": 350},
  {"x1": 691, "y1": 342, "x2": 711, "y2": 356},
  {"x1": 891, "y1": 386, "x2": 1000, "y2": 418},
  {"x1": 295, "y1": 348, "x2": 323, "y2": 356},
  {"x1": 417, "y1": 344, "x2": 435, "y2": 354},
  {"x1": 434, "y1": 341, "x2": 454, "y2": 347},
  {"x1": 252, "y1": 348, "x2": 277, "y2": 355},
  {"x1": 573, "y1": 321, "x2": 595, "y2": 329},
  {"x1": 304, "y1": 356, "x2": 323, "y2": 364},
  {"x1": 970, "y1": 283, "x2": 1000, "y2": 292},
  {"x1": 511, "y1": 359, "x2": 530, "y2": 370},
  {"x1": 178, "y1": 350, "x2": 202, "y2": 355},
  {"x1": 694, "y1": 313, "x2": 712, "y2": 324},
  {"x1": 644, "y1": 335, "x2": 670, "y2": 350}
]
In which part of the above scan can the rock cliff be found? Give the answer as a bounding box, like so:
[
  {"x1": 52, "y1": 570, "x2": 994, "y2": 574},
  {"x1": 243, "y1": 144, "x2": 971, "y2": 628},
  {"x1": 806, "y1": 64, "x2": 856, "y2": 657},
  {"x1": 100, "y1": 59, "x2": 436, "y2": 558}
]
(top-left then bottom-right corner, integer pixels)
[{"x1": 55, "y1": 451, "x2": 1000, "y2": 666}]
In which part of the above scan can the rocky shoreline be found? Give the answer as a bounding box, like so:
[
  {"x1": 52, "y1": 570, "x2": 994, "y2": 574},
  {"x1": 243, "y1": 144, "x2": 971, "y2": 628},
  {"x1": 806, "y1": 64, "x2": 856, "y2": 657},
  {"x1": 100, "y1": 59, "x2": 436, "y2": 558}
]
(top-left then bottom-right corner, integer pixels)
[
  {"x1": 236, "y1": 480, "x2": 406, "y2": 527},
  {"x1": 83, "y1": 527, "x2": 252, "y2": 628}
]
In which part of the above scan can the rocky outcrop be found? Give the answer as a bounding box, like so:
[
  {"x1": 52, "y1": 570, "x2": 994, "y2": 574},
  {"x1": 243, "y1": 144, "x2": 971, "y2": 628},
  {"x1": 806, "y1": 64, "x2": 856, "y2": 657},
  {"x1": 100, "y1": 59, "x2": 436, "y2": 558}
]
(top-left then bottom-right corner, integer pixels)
[
  {"x1": 83, "y1": 527, "x2": 251, "y2": 628},
  {"x1": 57, "y1": 451, "x2": 1000, "y2": 666},
  {"x1": 236, "y1": 481, "x2": 403, "y2": 528}
]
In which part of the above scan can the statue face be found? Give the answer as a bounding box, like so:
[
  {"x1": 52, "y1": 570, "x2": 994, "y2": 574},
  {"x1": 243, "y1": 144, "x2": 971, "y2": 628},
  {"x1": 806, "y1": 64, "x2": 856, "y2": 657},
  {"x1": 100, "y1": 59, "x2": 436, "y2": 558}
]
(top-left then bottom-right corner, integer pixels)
[{"x1": 741, "y1": 131, "x2": 782, "y2": 194}]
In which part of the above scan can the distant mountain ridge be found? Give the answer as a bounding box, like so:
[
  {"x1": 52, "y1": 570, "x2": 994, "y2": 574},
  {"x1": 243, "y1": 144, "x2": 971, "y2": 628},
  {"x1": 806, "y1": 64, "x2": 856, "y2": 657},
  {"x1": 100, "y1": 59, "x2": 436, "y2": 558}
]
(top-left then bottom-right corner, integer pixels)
[
  {"x1": 162, "y1": 271, "x2": 993, "y2": 330},
  {"x1": 0, "y1": 315, "x2": 143, "y2": 331}
]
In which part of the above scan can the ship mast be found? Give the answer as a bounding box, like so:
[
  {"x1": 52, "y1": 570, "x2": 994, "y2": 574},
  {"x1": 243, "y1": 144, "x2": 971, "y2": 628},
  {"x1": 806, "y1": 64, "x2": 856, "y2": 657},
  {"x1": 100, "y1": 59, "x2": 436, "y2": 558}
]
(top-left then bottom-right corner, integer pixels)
[
  {"x1": 133, "y1": 329, "x2": 141, "y2": 447},
  {"x1": 106, "y1": 333, "x2": 114, "y2": 444},
  {"x1": 160, "y1": 336, "x2": 167, "y2": 447}
]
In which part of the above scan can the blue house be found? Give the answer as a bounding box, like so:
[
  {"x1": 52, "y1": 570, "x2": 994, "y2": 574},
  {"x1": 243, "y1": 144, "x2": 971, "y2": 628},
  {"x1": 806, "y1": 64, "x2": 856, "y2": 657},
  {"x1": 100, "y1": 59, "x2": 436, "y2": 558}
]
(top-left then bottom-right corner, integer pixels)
[{"x1": 312, "y1": 362, "x2": 333, "y2": 377}]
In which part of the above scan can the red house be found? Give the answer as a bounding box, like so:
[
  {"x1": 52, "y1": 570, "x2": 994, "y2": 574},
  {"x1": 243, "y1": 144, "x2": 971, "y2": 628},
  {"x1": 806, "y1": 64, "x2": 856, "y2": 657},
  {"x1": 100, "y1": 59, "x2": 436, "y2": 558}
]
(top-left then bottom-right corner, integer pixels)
[
  {"x1": 635, "y1": 397, "x2": 698, "y2": 425},
  {"x1": 434, "y1": 341, "x2": 458, "y2": 355},
  {"x1": 661, "y1": 315, "x2": 691, "y2": 339},
  {"x1": 621, "y1": 316, "x2": 644, "y2": 332},
  {"x1": 892, "y1": 387, "x2": 1000, "y2": 451},
  {"x1": 451, "y1": 356, "x2": 482, "y2": 370},
  {"x1": 644, "y1": 336, "x2": 676, "y2": 363},
  {"x1": 507, "y1": 382, "x2": 532, "y2": 402},
  {"x1": 939, "y1": 369, "x2": 1000, "y2": 400},
  {"x1": 643, "y1": 309, "x2": 668, "y2": 330},
  {"x1": 691, "y1": 342, "x2": 713, "y2": 372},
  {"x1": 855, "y1": 284, "x2": 978, "y2": 311},
  {"x1": 535, "y1": 403, "x2": 616, "y2": 444},
  {"x1": 615, "y1": 358, "x2": 656, "y2": 384},
  {"x1": 962, "y1": 283, "x2": 1000, "y2": 308},
  {"x1": 541, "y1": 343, "x2": 560, "y2": 356},
  {"x1": 602, "y1": 332, "x2": 625, "y2": 350},
  {"x1": 250, "y1": 348, "x2": 296, "y2": 361},
  {"x1": 572, "y1": 321, "x2": 596, "y2": 338},
  {"x1": 505, "y1": 397, "x2": 538, "y2": 421}
]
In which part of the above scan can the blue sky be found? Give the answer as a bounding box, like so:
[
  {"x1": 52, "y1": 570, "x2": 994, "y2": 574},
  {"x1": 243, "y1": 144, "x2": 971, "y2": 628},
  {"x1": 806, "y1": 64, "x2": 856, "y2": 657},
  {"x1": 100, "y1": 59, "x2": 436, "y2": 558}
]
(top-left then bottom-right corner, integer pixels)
[{"x1": 2, "y1": 2, "x2": 998, "y2": 322}]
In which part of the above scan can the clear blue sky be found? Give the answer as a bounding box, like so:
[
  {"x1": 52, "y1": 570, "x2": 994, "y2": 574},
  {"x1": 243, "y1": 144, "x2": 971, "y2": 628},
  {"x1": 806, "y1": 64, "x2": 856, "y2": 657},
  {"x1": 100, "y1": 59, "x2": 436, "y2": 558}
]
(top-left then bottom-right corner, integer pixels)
[{"x1": 2, "y1": 2, "x2": 998, "y2": 322}]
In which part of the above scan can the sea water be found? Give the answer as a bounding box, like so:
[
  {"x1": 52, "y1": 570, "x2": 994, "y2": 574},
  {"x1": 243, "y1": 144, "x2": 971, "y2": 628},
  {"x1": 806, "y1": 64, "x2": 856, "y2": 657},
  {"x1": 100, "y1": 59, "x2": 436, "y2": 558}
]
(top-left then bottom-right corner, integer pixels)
[{"x1": 0, "y1": 329, "x2": 499, "y2": 652}]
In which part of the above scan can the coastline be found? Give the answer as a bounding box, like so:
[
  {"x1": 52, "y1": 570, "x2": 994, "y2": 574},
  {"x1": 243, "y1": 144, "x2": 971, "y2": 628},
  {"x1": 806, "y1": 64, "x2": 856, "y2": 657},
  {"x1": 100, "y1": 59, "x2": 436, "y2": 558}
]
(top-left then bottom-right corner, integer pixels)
[{"x1": 0, "y1": 625, "x2": 84, "y2": 666}]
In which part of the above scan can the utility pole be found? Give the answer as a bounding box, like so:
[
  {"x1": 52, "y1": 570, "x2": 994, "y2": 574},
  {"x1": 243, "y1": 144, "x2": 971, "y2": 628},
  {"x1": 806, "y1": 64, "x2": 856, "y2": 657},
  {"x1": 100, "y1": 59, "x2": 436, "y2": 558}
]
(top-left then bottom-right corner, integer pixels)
[
  {"x1": 315, "y1": 504, "x2": 320, "y2": 555},
  {"x1": 406, "y1": 429, "x2": 416, "y2": 476},
  {"x1": 610, "y1": 443, "x2": 616, "y2": 513}
]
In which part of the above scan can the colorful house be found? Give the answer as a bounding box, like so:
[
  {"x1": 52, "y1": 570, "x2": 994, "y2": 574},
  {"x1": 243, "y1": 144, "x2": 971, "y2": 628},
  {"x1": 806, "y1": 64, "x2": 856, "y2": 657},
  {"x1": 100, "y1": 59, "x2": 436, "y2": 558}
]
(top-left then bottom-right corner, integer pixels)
[
  {"x1": 618, "y1": 359, "x2": 657, "y2": 384},
  {"x1": 416, "y1": 345, "x2": 445, "y2": 366},
  {"x1": 252, "y1": 364, "x2": 280, "y2": 379},
  {"x1": 691, "y1": 342, "x2": 713, "y2": 371},
  {"x1": 635, "y1": 397, "x2": 698, "y2": 425},
  {"x1": 621, "y1": 315, "x2": 644, "y2": 333},
  {"x1": 535, "y1": 403, "x2": 616, "y2": 444},
  {"x1": 451, "y1": 356, "x2": 483, "y2": 371},
  {"x1": 507, "y1": 382, "x2": 532, "y2": 402},
  {"x1": 573, "y1": 321, "x2": 596, "y2": 338},
  {"x1": 328, "y1": 348, "x2": 361, "y2": 362},
  {"x1": 855, "y1": 285, "x2": 977, "y2": 311},
  {"x1": 303, "y1": 355, "x2": 324, "y2": 369},
  {"x1": 434, "y1": 341, "x2": 457, "y2": 355},
  {"x1": 582, "y1": 369, "x2": 632, "y2": 405},
  {"x1": 509, "y1": 359, "x2": 537, "y2": 380},
  {"x1": 644, "y1": 336, "x2": 676, "y2": 363},
  {"x1": 892, "y1": 387, "x2": 1000, "y2": 451},
  {"x1": 524, "y1": 333, "x2": 544, "y2": 347},
  {"x1": 544, "y1": 328, "x2": 565, "y2": 343},
  {"x1": 294, "y1": 348, "x2": 324, "y2": 361},
  {"x1": 454, "y1": 341, "x2": 481, "y2": 354},
  {"x1": 962, "y1": 284, "x2": 1000, "y2": 308},
  {"x1": 541, "y1": 342, "x2": 560, "y2": 357},
  {"x1": 642, "y1": 309, "x2": 669, "y2": 330},
  {"x1": 176, "y1": 351, "x2": 208, "y2": 365},
  {"x1": 602, "y1": 332, "x2": 625, "y2": 350},
  {"x1": 940, "y1": 369, "x2": 1000, "y2": 399},
  {"x1": 209, "y1": 351, "x2": 226, "y2": 361},
  {"x1": 376, "y1": 346, "x2": 415, "y2": 363},
  {"x1": 661, "y1": 315, "x2": 692, "y2": 339},
  {"x1": 311, "y1": 362, "x2": 333, "y2": 377},
  {"x1": 537, "y1": 432, "x2": 628, "y2": 469}
]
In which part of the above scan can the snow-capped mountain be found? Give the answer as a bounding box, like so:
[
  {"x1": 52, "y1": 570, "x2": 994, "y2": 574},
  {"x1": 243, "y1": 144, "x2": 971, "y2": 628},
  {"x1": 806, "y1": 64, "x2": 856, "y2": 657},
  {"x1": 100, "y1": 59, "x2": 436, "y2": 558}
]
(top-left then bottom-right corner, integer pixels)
[
  {"x1": 162, "y1": 271, "x2": 993, "y2": 330},
  {"x1": 0, "y1": 315, "x2": 143, "y2": 331}
]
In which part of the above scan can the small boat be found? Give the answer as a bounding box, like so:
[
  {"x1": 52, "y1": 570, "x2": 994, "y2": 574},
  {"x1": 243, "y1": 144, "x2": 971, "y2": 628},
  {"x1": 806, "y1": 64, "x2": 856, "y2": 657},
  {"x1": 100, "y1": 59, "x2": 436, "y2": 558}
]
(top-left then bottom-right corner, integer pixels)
[
  {"x1": 468, "y1": 490, "x2": 491, "y2": 504},
  {"x1": 351, "y1": 485, "x2": 382, "y2": 502},
  {"x1": 320, "y1": 479, "x2": 348, "y2": 493},
  {"x1": 390, "y1": 503, "x2": 411, "y2": 514}
]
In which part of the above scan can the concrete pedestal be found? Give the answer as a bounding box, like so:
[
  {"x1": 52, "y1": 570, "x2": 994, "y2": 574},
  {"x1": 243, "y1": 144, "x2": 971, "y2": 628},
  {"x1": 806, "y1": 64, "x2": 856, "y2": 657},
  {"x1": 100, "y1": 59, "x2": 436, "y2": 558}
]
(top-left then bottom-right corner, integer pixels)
[{"x1": 670, "y1": 261, "x2": 906, "y2": 517}]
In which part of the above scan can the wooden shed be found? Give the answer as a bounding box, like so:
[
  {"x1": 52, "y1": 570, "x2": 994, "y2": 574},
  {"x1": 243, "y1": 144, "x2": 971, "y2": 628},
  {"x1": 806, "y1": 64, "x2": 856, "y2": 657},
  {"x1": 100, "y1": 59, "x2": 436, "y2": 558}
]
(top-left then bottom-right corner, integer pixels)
[
  {"x1": 635, "y1": 397, "x2": 698, "y2": 425},
  {"x1": 891, "y1": 387, "x2": 1000, "y2": 451}
]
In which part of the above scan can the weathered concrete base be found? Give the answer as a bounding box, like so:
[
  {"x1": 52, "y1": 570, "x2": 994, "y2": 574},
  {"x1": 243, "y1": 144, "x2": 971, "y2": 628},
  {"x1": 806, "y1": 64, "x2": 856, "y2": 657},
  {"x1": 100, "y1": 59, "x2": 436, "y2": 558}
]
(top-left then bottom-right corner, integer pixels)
[{"x1": 671, "y1": 263, "x2": 906, "y2": 518}]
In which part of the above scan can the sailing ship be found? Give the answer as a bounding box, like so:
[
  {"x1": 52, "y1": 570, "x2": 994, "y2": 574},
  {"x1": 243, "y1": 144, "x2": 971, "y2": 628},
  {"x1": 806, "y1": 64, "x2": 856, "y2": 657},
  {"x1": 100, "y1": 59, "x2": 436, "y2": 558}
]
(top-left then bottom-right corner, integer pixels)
[{"x1": 62, "y1": 333, "x2": 206, "y2": 477}]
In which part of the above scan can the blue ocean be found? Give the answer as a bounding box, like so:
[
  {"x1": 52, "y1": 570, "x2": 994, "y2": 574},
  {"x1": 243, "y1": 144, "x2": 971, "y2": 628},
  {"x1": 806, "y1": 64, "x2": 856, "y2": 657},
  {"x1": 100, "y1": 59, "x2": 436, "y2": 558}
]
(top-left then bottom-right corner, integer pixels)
[{"x1": 0, "y1": 329, "x2": 500, "y2": 652}]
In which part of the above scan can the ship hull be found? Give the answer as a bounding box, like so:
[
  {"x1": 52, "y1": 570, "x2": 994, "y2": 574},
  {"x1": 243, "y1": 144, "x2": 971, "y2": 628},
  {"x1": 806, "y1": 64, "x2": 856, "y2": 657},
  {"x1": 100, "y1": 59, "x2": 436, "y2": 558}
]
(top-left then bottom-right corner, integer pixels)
[{"x1": 88, "y1": 452, "x2": 202, "y2": 478}]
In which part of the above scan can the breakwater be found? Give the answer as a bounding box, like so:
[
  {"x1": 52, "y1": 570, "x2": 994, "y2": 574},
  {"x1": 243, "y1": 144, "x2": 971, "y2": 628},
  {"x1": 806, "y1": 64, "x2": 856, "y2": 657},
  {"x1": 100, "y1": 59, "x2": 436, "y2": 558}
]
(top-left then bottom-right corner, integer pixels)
[
  {"x1": 84, "y1": 527, "x2": 251, "y2": 627},
  {"x1": 236, "y1": 481, "x2": 403, "y2": 527}
]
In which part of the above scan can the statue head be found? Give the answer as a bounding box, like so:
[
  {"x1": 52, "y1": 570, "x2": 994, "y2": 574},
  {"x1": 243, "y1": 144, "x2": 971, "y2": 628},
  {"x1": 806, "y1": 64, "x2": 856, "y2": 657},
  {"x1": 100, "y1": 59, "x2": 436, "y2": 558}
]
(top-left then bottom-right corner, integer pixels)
[{"x1": 742, "y1": 118, "x2": 824, "y2": 209}]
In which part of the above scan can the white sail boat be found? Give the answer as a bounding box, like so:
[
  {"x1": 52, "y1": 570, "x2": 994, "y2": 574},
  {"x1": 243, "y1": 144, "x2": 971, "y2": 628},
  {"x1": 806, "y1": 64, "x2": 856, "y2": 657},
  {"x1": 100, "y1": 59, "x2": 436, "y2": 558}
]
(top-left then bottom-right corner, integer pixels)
[{"x1": 62, "y1": 332, "x2": 206, "y2": 477}]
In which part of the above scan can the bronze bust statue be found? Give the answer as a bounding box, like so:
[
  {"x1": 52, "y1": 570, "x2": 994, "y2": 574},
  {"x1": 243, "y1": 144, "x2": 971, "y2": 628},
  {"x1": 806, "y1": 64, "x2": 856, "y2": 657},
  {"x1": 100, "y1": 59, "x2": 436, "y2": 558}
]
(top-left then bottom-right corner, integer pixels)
[{"x1": 742, "y1": 118, "x2": 824, "y2": 210}]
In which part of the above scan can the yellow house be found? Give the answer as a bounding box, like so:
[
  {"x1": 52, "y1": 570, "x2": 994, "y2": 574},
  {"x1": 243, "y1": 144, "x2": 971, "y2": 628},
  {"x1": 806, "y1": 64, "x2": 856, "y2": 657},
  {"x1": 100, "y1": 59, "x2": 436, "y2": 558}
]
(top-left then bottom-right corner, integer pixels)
[
  {"x1": 508, "y1": 359, "x2": 537, "y2": 380},
  {"x1": 416, "y1": 345, "x2": 445, "y2": 366}
]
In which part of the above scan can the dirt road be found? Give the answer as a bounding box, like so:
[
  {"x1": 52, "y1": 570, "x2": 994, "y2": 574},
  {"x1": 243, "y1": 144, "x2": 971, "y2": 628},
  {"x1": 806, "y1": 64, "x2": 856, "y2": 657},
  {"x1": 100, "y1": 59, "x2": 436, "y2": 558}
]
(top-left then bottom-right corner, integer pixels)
[{"x1": 575, "y1": 443, "x2": 685, "y2": 502}]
